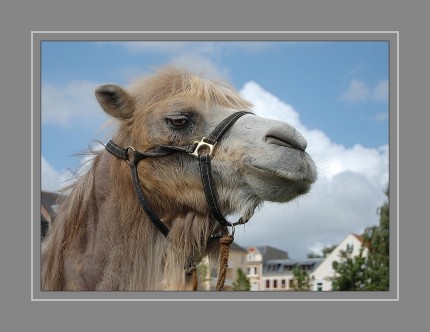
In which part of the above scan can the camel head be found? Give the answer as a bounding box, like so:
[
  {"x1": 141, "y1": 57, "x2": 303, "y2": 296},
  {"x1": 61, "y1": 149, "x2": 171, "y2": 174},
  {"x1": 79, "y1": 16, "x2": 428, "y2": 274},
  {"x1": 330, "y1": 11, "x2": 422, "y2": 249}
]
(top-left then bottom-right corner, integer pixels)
[{"x1": 95, "y1": 66, "x2": 317, "y2": 222}]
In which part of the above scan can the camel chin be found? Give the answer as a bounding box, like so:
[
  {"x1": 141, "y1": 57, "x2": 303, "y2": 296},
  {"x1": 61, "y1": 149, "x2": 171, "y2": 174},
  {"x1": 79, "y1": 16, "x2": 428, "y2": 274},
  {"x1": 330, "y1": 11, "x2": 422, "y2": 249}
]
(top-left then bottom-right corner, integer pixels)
[{"x1": 243, "y1": 148, "x2": 317, "y2": 203}]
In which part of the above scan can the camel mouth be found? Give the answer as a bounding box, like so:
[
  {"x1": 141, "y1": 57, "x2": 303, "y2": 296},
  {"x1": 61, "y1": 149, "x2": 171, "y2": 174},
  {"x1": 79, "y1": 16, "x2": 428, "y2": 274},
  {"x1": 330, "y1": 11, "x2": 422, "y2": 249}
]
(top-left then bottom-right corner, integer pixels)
[
  {"x1": 244, "y1": 147, "x2": 317, "y2": 184},
  {"x1": 266, "y1": 136, "x2": 304, "y2": 151},
  {"x1": 245, "y1": 162, "x2": 316, "y2": 186},
  {"x1": 243, "y1": 162, "x2": 314, "y2": 202}
]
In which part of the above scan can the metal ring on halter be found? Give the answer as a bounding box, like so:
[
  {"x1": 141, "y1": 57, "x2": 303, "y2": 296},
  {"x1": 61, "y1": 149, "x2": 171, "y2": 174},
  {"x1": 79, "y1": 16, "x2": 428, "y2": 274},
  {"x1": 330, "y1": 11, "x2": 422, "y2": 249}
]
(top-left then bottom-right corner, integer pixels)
[
  {"x1": 231, "y1": 216, "x2": 249, "y2": 227},
  {"x1": 125, "y1": 146, "x2": 136, "y2": 165},
  {"x1": 230, "y1": 224, "x2": 236, "y2": 236}
]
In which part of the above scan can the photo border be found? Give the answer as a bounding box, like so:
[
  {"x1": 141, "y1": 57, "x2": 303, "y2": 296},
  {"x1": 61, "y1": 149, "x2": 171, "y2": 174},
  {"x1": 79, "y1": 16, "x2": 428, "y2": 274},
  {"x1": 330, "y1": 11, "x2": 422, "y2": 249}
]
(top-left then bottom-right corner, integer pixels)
[{"x1": 32, "y1": 31, "x2": 398, "y2": 301}]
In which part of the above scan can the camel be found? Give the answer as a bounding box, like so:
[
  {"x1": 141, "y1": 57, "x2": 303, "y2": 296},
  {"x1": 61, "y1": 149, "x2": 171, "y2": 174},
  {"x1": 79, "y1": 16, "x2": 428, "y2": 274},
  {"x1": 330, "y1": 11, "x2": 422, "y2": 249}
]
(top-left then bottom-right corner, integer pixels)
[{"x1": 41, "y1": 65, "x2": 317, "y2": 291}]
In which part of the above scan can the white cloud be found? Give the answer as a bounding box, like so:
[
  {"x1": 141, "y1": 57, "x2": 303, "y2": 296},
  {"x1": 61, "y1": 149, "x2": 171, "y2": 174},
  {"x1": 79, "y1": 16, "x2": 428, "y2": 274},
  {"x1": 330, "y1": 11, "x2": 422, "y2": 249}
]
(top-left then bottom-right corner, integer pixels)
[
  {"x1": 42, "y1": 80, "x2": 108, "y2": 127},
  {"x1": 373, "y1": 80, "x2": 389, "y2": 101},
  {"x1": 169, "y1": 53, "x2": 231, "y2": 81},
  {"x1": 241, "y1": 81, "x2": 302, "y2": 130},
  {"x1": 41, "y1": 142, "x2": 105, "y2": 193},
  {"x1": 120, "y1": 41, "x2": 192, "y2": 54},
  {"x1": 340, "y1": 79, "x2": 369, "y2": 103},
  {"x1": 340, "y1": 78, "x2": 389, "y2": 104},
  {"x1": 41, "y1": 156, "x2": 71, "y2": 192},
  {"x1": 112, "y1": 41, "x2": 273, "y2": 56},
  {"x1": 236, "y1": 82, "x2": 389, "y2": 258},
  {"x1": 41, "y1": 77, "x2": 389, "y2": 260},
  {"x1": 374, "y1": 111, "x2": 389, "y2": 122}
]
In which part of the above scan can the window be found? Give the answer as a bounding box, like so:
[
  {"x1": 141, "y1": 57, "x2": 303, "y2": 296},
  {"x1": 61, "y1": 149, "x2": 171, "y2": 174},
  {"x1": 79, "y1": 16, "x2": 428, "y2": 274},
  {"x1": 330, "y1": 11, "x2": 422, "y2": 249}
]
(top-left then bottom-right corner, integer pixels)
[
  {"x1": 317, "y1": 282, "x2": 323, "y2": 291},
  {"x1": 266, "y1": 280, "x2": 270, "y2": 289},
  {"x1": 248, "y1": 267, "x2": 257, "y2": 276},
  {"x1": 281, "y1": 279, "x2": 286, "y2": 288},
  {"x1": 273, "y1": 280, "x2": 278, "y2": 288}
]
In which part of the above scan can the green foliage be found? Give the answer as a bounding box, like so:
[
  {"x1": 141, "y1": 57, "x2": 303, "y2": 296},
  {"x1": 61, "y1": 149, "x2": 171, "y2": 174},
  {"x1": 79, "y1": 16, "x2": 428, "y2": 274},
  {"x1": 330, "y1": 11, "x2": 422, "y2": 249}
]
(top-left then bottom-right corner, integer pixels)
[
  {"x1": 307, "y1": 244, "x2": 337, "y2": 258},
  {"x1": 331, "y1": 186, "x2": 390, "y2": 291},
  {"x1": 233, "y1": 268, "x2": 251, "y2": 291},
  {"x1": 291, "y1": 265, "x2": 314, "y2": 291},
  {"x1": 197, "y1": 262, "x2": 210, "y2": 284},
  {"x1": 331, "y1": 245, "x2": 367, "y2": 291},
  {"x1": 361, "y1": 186, "x2": 390, "y2": 290}
]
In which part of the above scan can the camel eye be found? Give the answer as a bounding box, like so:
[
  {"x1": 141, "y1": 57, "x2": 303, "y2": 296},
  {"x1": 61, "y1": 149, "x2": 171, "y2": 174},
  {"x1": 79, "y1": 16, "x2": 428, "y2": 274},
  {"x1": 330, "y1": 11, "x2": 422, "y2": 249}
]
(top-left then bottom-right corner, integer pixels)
[{"x1": 167, "y1": 115, "x2": 190, "y2": 128}]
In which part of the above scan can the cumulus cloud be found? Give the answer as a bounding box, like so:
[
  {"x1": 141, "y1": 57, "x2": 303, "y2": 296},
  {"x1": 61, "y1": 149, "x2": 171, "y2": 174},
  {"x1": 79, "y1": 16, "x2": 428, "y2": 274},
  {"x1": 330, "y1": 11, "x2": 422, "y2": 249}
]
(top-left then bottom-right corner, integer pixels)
[
  {"x1": 41, "y1": 77, "x2": 389, "y2": 259},
  {"x1": 339, "y1": 78, "x2": 390, "y2": 104},
  {"x1": 114, "y1": 41, "x2": 273, "y2": 56},
  {"x1": 42, "y1": 80, "x2": 108, "y2": 127},
  {"x1": 372, "y1": 79, "x2": 389, "y2": 101},
  {"x1": 374, "y1": 111, "x2": 389, "y2": 122},
  {"x1": 41, "y1": 142, "x2": 105, "y2": 192},
  {"x1": 120, "y1": 41, "x2": 192, "y2": 54},
  {"x1": 339, "y1": 79, "x2": 370, "y2": 104},
  {"x1": 236, "y1": 82, "x2": 389, "y2": 258},
  {"x1": 41, "y1": 156, "x2": 71, "y2": 192}
]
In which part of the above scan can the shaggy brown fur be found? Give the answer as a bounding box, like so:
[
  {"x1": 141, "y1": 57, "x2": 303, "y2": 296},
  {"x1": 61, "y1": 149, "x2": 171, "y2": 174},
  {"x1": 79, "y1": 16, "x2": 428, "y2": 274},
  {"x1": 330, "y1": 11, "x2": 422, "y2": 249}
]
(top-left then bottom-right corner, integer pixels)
[
  {"x1": 41, "y1": 65, "x2": 318, "y2": 291},
  {"x1": 41, "y1": 66, "x2": 253, "y2": 291}
]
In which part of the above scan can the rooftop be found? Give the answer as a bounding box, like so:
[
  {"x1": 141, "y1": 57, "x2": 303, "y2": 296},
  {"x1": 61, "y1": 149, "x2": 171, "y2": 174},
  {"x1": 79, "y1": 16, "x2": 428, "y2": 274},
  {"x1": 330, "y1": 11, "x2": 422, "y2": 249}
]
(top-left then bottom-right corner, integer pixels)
[{"x1": 263, "y1": 258, "x2": 324, "y2": 275}]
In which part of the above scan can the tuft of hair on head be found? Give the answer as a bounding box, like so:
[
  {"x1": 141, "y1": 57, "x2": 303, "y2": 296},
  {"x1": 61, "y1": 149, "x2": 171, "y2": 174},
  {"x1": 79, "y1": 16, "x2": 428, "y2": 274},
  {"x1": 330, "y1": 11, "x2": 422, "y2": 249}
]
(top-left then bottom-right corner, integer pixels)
[{"x1": 127, "y1": 64, "x2": 253, "y2": 113}]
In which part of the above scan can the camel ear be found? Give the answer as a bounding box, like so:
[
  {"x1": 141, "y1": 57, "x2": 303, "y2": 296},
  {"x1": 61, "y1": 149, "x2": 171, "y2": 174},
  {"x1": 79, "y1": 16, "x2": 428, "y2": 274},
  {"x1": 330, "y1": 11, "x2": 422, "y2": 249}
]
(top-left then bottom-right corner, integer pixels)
[{"x1": 94, "y1": 84, "x2": 135, "y2": 120}]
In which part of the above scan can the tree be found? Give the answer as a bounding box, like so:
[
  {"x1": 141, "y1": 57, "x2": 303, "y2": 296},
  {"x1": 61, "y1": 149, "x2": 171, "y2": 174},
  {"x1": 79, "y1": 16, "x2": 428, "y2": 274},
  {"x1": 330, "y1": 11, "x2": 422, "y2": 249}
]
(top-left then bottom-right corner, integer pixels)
[
  {"x1": 196, "y1": 261, "x2": 211, "y2": 290},
  {"x1": 232, "y1": 268, "x2": 251, "y2": 291},
  {"x1": 331, "y1": 186, "x2": 389, "y2": 291},
  {"x1": 307, "y1": 244, "x2": 337, "y2": 258},
  {"x1": 291, "y1": 265, "x2": 314, "y2": 291},
  {"x1": 331, "y1": 245, "x2": 367, "y2": 291},
  {"x1": 360, "y1": 186, "x2": 389, "y2": 290}
]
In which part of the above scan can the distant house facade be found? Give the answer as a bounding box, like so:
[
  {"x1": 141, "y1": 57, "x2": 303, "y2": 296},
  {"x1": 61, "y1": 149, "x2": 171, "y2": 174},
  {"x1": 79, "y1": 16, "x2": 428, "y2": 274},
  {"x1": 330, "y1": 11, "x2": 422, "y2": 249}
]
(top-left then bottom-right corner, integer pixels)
[
  {"x1": 245, "y1": 233, "x2": 365, "y2": 292},
  {"x1": 262, "y1": 258, "x2": 323, "y2": 291},
  {"x1": 41, "y1": 191, "x2": 61, "y2": 239},
  {"x1": 201, "y1": 242, "x2": 248, "y2": 291},
  {"x1": 310, "y1": 233, "x2": 365, "y2": 291},
  {"x1": 246, "y1": 246, "x2": 289, "y2": 291}
]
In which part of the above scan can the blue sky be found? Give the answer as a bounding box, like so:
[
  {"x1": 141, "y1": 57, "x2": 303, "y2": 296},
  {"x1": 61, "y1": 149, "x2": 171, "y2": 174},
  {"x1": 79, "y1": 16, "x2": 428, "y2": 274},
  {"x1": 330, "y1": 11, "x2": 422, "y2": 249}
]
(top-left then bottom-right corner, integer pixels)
[{"x1": 40, "y1": 40, "x2": 389, "y2": 259}]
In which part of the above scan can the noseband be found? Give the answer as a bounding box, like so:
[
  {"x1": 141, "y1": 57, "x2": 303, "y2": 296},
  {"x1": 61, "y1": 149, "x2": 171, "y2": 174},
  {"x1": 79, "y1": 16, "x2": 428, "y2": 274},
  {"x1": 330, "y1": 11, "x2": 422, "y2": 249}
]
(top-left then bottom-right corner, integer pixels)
[{"x1": 105, "y1": 111, "x2": 253, "y2": 241}]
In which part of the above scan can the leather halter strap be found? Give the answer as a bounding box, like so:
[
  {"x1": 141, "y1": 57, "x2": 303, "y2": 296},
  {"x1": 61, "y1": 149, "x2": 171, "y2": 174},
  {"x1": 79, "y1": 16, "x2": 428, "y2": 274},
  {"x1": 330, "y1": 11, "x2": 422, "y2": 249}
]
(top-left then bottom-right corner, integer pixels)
[{"x1": 105, "y1": 111, "x2": 253, "y2": 239}]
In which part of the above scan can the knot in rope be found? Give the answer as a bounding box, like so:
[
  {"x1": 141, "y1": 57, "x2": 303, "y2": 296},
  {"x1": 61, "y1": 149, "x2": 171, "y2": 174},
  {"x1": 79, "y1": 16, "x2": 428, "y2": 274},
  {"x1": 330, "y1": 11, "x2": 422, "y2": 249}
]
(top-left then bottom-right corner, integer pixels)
[{"x1": 216, "y1": 233, "x2": 234, "y2": 291}]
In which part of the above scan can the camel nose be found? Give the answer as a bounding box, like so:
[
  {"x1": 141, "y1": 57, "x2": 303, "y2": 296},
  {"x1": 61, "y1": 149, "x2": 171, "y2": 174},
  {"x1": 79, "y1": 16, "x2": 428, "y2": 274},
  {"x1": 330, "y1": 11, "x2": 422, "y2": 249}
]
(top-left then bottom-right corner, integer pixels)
[{"x1": 264, "y1": 124, "x2": 307, "y2": 151}]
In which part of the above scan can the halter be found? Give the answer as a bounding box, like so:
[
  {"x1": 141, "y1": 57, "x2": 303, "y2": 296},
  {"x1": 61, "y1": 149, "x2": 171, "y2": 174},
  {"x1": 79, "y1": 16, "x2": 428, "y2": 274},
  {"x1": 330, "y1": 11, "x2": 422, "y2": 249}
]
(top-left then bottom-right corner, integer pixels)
[{"x1": 105, "y1": 111, "x2": 253, "y2": 289}]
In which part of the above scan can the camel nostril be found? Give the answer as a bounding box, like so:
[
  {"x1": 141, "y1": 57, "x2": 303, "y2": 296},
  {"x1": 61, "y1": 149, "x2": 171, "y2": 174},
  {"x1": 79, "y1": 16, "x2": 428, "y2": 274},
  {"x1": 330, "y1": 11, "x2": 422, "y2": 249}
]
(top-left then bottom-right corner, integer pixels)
[{"x1": 265, "y1": 125, "x2": 307, "y2": 151}]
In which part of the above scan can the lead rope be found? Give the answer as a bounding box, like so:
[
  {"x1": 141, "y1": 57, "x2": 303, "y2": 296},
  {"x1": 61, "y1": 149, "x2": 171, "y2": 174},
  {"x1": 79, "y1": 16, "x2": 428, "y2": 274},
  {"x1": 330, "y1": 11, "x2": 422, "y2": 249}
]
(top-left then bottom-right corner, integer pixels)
[
  {"x1": 216, "y1": 231, "x2": 234, "y2": 291},
  {"x1": 192, "y1": 268, "x2": 198, "y2": 291},
  {"x1": 105, "y1": 112, "x2": 253, "y2": 292},
  {"x1": 186, "y1": 229, "x2": 234, "y2": 291}
]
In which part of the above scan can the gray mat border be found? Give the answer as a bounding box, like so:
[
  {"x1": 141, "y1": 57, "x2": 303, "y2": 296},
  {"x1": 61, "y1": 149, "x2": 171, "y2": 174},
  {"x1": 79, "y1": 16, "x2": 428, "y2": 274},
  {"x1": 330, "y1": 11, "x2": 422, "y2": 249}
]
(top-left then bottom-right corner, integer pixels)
[{"x1": 32, "y1": 31, "x2": 398, "y2": 301}]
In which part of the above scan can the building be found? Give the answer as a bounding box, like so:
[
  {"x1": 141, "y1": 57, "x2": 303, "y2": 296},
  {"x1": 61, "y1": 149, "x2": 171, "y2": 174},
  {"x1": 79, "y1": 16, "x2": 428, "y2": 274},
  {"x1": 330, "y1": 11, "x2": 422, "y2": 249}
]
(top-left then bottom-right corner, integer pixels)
[
  {"x1": 41, "y1": 191, "x2": 61, "y2": 239},
  {"x1": 197, "y1": 242, "x2": 248, "y2": 291},
  {"x1": 310, "y1": 233, "x2": 365, "y2": 291},
  {"x1": 246, "y1": 246, "x2": 289, "y2": 291},
  {"x1": 245, "y1": 233, "x2": 365, "y2": 292},
  {"x1": 262, "y1": 258, "x2": 324, "y2": 291}
]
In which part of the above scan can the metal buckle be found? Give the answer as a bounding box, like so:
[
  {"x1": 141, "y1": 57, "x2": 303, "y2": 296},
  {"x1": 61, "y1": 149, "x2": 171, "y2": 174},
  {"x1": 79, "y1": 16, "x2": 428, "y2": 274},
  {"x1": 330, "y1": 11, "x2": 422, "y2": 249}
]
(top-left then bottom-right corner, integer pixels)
[
  {"x1": 190, "y1": 137, "x2": 216, "y2": 157},
  {"x1": 125, "y1": 146, "x2": 136, "y2": 165}
]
